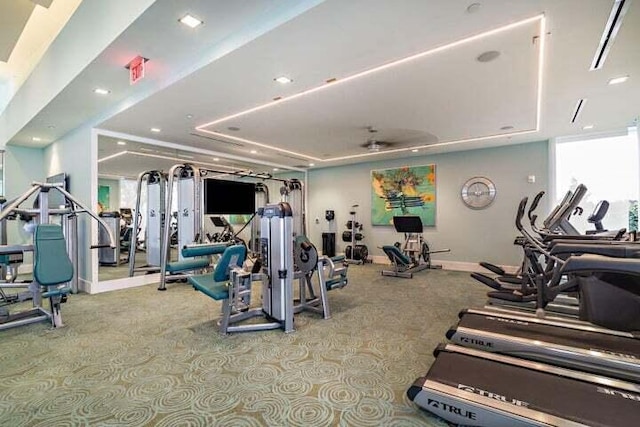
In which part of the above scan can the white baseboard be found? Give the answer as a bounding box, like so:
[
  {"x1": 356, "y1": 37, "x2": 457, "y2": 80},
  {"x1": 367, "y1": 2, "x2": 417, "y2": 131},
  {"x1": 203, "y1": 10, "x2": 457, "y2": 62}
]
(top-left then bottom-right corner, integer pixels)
[
  {"x1": 369, "y1": 255, "x2": 517, "y2": 274},
  {"x1": 89, "y1": 274, "x2": 161, "y2": 294}
]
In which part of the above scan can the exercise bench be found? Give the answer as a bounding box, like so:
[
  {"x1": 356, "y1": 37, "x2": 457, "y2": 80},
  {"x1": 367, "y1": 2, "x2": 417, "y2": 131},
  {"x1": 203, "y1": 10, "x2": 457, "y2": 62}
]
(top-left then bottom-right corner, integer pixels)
[{"x1": 381, "y1": 245, "x2": 423, "y2": 278}]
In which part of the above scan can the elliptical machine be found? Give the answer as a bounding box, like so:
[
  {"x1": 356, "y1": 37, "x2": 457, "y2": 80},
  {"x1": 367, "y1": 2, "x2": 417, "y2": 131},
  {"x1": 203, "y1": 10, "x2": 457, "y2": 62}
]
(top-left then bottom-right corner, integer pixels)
[{"x1": 342, "y1": 205, "x2": 368, "y2": 264}]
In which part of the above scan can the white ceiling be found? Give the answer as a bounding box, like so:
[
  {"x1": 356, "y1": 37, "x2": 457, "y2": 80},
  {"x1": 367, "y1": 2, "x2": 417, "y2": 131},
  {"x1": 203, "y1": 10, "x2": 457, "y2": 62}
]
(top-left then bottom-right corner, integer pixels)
[
  {"x1": 196, "y1": 19, "x2": 539, "y2": 162},
  {"x1": 8, "y1": 0, "x2": 640, "y2": 170},
  {"x1": 9, "y1": 0, "x2": 305, "y2": 147}
]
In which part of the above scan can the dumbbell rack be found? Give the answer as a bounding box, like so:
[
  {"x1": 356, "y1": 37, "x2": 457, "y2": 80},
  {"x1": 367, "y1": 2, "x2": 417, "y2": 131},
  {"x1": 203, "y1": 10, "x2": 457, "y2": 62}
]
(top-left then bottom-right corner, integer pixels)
[{"x1": 342, "y1": 205, "x2": 368, "y2": 264}]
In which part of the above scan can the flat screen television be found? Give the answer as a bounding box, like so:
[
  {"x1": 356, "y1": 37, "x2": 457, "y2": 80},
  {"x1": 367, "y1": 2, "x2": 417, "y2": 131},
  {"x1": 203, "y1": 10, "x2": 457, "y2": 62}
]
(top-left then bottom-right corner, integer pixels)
[
  {"x1": 45, "y1": 173, "x2": 68, "y2": 208},
  {"x1": 204, "y1": 179, "x2": 255, "y2": 214}
]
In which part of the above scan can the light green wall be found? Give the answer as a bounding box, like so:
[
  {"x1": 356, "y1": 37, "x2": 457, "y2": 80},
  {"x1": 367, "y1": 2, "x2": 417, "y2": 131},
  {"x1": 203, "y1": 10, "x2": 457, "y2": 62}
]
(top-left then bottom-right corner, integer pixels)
[
  {"x1": 98, "y1": 178, "x2": 121, "y2": 211},
  {"x1": 3, "y1": 145, "x2": 45, "y2": 266},
  {"x1": 307, "y1": 141, "x2": 549, "y2": 266},
  {"x1": 5, "y1": 145, "x2": 45, "y2": 198}
]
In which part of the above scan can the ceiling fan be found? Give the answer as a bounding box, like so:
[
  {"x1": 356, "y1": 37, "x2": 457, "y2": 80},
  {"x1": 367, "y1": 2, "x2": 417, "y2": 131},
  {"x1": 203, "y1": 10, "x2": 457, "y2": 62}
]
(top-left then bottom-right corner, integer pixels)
[{"x1": 361, "y1": 126, "x2": 395, "y2": 152}]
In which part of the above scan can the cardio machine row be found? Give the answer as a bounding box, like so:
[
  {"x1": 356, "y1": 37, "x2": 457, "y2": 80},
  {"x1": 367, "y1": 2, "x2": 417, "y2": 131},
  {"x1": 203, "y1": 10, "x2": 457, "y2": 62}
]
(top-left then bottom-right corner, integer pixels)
[{"x1": 408, "y1": 186, "x2": 640, "y2": 426}]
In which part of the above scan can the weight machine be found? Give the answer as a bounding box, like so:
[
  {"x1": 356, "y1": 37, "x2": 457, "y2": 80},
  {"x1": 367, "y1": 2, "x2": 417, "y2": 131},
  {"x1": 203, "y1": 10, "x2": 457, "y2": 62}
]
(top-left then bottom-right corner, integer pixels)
[
  {"x1": 187, "y1": 202, "x2": 350, "y2": 334},
  {"x1": 249, "y1": 182, "x2": 269, "y2": 255},
  {"x1": 188, "y1": 202, "x2": 295, "y2": 333},
  {"x1": 158, "y1": 166, "x2": 300, "y2": 291},
  {"x1": 280, "y1": 178, "x2": 305, "y2": 237},
  {"x1": 128, "y1": 170, "x2": 168, "y2": 276},
  {"x1": 0, "y1": 182, "x2": 116, "y2": 330},
  {"x1": 381, "y1": 215, "x2": 450, "y2": 278}
]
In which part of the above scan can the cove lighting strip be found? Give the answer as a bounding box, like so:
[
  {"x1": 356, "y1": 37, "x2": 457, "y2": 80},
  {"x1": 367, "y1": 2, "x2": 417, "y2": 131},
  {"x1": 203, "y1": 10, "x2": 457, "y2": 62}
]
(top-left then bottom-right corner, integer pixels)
[
  {"x1": 196, "y1": 14, "x2": 546, "y2": 162},
  {"x1": 98, "y1": 150, "x2": 243, "y2": 171}
]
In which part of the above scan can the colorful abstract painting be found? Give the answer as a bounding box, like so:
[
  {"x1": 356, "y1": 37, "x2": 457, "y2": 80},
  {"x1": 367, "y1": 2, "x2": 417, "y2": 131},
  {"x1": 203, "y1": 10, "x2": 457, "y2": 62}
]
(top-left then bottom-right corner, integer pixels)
[{"x1": 371, "y1": 164, "x2": 436, "y2": 226}]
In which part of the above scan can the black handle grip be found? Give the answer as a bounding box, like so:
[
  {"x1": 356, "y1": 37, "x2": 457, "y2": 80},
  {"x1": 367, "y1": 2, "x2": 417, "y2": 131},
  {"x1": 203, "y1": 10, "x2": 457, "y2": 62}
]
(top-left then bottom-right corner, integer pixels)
[
  {"x1": 90, "y1": 244, "x2": 113, "y2": 249},
  {"x1": 528, "y1": 191, "x2": 545, "y2": 219}
]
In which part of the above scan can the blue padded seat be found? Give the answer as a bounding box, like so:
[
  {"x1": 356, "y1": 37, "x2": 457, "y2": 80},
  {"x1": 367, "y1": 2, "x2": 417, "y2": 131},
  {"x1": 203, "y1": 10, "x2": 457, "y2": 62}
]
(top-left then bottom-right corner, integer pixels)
[
  {"x1": 382, "y1": 245, "x2": 411, "y2": 266},
  {"x1": 188, "y1": 245, "x2": 247, "y2": 301},
  {"x1": 33, "y1": 224, "x2": 74, "y2": 288},
  {"x1": 188, "y1": 275, "x2": 229, "y2": 300},
  {"x1": 166, "y1": 258, "x2": 210, "y2": 273}
]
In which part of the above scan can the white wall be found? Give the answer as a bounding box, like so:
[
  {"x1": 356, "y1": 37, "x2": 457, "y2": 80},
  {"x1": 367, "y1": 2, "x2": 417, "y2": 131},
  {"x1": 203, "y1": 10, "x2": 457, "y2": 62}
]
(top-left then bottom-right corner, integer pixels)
[
  {"x1": 43, "y1": 124, "x2": 94, "y2": 286},
  {"x1": 307, "y1": 141, "x2": 549, "y2": 267}
]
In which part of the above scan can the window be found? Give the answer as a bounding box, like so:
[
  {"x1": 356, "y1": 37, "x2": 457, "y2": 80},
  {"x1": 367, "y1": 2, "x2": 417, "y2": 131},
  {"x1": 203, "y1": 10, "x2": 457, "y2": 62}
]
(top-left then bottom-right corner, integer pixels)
[{"x1": 553, "y1": 127, "x2": 639, "y2": 233}]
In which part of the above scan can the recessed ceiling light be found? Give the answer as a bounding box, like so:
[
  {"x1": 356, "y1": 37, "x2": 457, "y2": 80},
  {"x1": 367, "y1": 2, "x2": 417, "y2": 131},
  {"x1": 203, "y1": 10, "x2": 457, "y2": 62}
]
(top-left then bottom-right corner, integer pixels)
[
  {"x1": 94, "y1": 88, "x2": 110, "y2": 95},
  {"x1": 186, "y1": 114, "x2": 194, "y2": 119},
  {"x1": 608, "y1": 75, "x2": 629, "y2": 85},
  {"x1": 250, "y1": 150, "x2": 257, "y2": 154},
  {"x1": 476, "y1": 50, "x2": 500, "y2": 63},
  {"x1": 309, "y1": 163, "x2": 315, "y2": 167},
  {"x1": 32, "y1": 137, "x2": 41, "y2": 142},
  {"x1": 274, "y1": 76, "x2": 293, "y2": 84},
  {"x1": 213, "y1": 157, "x2": 219, "y2": 161},
  {"x1": 179, "y1": 14, "x2": 203, "y2": 28},
  {"x1": 117, "y1": 140, "x2": 127, "y2": 146},
  {"x1": 150, "y1": 128, "x2": 161, "y2": 132},
  {"x1": 411, "y1": 149, "x2": 419, "y2": 153},
  {"x1": 273, "y1": 168, "x2": 279, "y2": 171},
  {"x1": 583, "y1": 124, "x2": 594, "y2": 130}
]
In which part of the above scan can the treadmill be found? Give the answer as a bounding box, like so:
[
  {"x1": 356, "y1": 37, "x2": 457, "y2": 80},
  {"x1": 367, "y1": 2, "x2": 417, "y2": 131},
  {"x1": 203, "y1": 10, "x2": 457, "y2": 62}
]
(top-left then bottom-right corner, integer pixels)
[
  {"x1": 408, "y1": 344, "x2": 640, "y2": 427},
  {"x1": 449, "y1": 308, "x2": 640, "y2": 382}
]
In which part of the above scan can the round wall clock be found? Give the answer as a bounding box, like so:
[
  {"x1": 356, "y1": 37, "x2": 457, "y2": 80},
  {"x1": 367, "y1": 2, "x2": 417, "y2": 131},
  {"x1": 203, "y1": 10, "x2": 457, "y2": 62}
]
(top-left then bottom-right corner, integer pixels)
[{"x1": 461, "y1": 177, "x2": 496, "y2": 209}]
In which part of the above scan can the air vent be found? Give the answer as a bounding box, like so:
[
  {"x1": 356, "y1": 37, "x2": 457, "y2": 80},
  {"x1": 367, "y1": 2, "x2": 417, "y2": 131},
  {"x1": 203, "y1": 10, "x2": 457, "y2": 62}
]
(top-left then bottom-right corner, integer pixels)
[
  {"x1": 570, "y1": 99, "x2": 587, "y2": 123},
  {"x1": 275, "y1": 152, "x2": 312, "y2": 162},
  {"x1": 590, "y1": 0, "x2": 630, "y2": 71},
  {"x1": 189, "y1": 132, "x2": 244, "y2": 146}
]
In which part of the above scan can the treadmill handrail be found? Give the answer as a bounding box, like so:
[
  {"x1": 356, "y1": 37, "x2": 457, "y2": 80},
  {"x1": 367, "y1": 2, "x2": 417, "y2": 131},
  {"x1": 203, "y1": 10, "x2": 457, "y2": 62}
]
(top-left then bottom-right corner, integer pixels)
[
  {"x1": 465, "y1": 308, "x2": 637, "y2": 338},
  {"x1": 442, "y1": 343, "x2": 640, "y2": 393}
]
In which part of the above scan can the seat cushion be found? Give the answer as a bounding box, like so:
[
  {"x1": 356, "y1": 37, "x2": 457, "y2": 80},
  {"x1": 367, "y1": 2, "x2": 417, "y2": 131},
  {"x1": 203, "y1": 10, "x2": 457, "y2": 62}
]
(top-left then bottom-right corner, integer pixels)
[
  {"x1": 187, "y1": 274, "x2": 229, "y2": 300},
  {"x1": 34, "y1": 224, "x2": 73, "y2": 286}
]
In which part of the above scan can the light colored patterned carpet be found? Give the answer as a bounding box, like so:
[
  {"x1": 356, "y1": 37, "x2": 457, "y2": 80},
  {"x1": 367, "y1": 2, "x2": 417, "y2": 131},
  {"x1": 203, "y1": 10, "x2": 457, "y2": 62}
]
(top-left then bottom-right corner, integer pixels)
[{"x1": 0, "y1": 264, "x2": 486, "y2": 426}]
